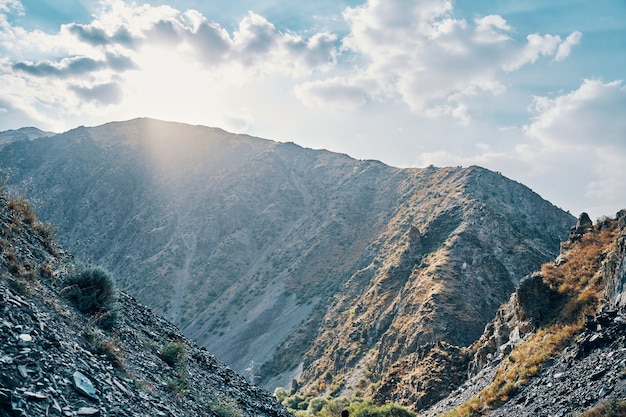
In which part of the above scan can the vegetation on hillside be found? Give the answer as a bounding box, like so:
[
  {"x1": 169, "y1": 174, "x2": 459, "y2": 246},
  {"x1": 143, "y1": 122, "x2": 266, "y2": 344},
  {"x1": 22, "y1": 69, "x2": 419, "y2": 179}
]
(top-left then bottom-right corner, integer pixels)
[
  {"x1": 62, "y1": 264, "x2": 120, "y2": 329},
  {"x1": 443, "y1": 218, "x2": 620, "y2": 416},
  {"x1": 0, "y1": 190, "x2": 291, "y2": 417},
  {"x1": 274, "y1": 389, "x2": 415, "y2": 417},
  {"x1": 580, "y1": 399, "x2": 626, "y2": 417}
]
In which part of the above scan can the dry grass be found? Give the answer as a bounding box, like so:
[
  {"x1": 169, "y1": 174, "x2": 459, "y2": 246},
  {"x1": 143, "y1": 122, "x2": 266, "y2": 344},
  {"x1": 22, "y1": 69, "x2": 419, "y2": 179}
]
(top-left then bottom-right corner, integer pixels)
[
  {"x1": 443, "y1": 221, "x2": 620, "y2": 416},
  {"x1": 542, "y1": 223, "x2": 618, "y2": 296},
  {"x1": 8, "y1": 196, "x2": 37, "y2": 225},
  {"x1": 580, "y1": 400, "x2": 626, "y2": 417}
]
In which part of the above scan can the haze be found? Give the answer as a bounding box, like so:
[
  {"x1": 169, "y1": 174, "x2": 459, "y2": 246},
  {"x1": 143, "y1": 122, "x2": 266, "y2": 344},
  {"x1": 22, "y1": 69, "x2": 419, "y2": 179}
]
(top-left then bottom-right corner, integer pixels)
[{"x1": 0, "y1": 0, "x2": 624, "y2": 218}]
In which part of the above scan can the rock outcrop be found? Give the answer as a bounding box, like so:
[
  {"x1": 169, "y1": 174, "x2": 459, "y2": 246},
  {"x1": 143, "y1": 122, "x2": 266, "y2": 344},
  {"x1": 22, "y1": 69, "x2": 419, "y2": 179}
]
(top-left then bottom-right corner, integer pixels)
[
  {"x1": 422, "y1": 210, "x2": 626, "y2": 416},
  {"x1": 0, "y1": 193, "x2": 291, "y2": 417}
]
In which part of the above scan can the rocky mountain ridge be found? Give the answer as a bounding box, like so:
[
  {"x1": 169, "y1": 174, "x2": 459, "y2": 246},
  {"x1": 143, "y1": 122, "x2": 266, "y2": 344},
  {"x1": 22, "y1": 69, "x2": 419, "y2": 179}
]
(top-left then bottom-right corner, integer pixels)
[
  {"x1": 420, "y1": 210, "x2": 626, "y2": 416},
  {"x1": 0, "y1": 192, "x2": 291, "y2": 417},
  {"x1": 0, "y1": 118, "x2": 575, "y2": 406}
]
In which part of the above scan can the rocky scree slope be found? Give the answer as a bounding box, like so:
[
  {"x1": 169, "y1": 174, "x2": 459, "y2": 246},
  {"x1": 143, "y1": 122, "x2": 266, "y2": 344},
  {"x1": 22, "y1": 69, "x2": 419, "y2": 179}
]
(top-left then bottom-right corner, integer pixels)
[
  {"x1": 421, "y1": 211, "x2": 626, "y2": 416},
  {"x1": 0, "y1": 193, "x2": 291, "y2": 417},
  {"x1": 0, "y1": 118, "x2": 575, "y2": 400}
]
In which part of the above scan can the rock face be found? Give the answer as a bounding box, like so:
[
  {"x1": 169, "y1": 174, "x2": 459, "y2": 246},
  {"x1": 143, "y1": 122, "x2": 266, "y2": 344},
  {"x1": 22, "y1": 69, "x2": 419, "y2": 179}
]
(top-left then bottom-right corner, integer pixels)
[
  {"x1": 0, "y1": 193, "x2": 291, "y2": 417},
  {"x1": 423, "y1": 210, "x2": 626, "y2": 416},
  {"x1": 0, "y1": 118, "x2": 575, "y2": 403}
]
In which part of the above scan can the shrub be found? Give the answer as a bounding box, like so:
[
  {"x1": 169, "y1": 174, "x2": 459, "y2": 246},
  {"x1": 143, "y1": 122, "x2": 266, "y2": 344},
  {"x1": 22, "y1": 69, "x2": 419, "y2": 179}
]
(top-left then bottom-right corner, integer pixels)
[
  {"x1": 8, "y1": 197, "x2": 37, "y2": 225},
  {"x1": 308, "y1": 397, "x2": 329, "y2": 414},
  {"x1": 160, "y1": 341, "x2": 187, "y2": 366},
  {"x1": 350, "y1": 402, "x2": 415, "y2": 417},
  {"x1": 63, "y1": 265, "x2": 119, "y2": 329},
  {"x1": 207, "y1": 397, "x2": 243, "y2": 417},
  {"x1": 581, "y1": 400, "x2": 626, "y2": 417},
  {"x1": 274, "y1": 387, "x2": 290, "y2": 403},
  {"x1": 34, "y1": 222, "x2": 57, "y2": 240},
  {"x1": 85, "y1": 329, "x2": 124, "y2": 369}
]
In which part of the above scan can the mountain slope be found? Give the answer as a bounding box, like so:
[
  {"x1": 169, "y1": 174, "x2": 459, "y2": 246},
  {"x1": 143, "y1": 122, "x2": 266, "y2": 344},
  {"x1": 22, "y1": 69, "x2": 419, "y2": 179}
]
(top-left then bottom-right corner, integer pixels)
[
  {"x1": 0, "y1": 118, "x2": 575, "y2": 403},
  {"x1": 0, "y1": 193, "x2": 291, "y2": 417},
  {"x1": 421, "y1": 211, "x2": 626, "y2": 416}
]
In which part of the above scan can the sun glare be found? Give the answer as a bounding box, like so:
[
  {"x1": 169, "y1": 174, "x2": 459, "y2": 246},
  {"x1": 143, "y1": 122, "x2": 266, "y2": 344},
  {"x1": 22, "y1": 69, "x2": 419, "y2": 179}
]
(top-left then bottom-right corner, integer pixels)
[{"x1": 121, "y1": 45, "x2": 223, "y2": 125}]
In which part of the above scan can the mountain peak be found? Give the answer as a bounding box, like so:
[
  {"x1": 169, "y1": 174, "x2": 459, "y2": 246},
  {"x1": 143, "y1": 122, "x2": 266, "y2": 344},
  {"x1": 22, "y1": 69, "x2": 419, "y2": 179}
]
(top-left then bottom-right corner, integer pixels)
[{"x1": 0, "y1": 126, "x2": 55, "y2": 146}]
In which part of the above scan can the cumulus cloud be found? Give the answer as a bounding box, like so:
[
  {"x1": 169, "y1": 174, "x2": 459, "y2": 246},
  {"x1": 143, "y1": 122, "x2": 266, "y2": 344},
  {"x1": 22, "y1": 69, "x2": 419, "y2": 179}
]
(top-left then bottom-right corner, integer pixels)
[
  {"x1": 554, "y1": 31, "x2": 582, "y2": 62},
  {"x1": 70, "y1": 82, "x2": 123, "y2": 105},
  {"x1": 185, "y1": 19, "x2": 231, "y2": 65},
  {"x1": 12, "y1": 53, "x2": 136, "y2": 78},
  {"x1": 61, "y1": 4, "x2": 337, "y2": 76},
  {"x1": 519, "y1": 79, "x2": 626, "y2": 214},
  {"x1": 294, "y1": 77, "x2": 370, "y2": 110},
  {"x1": 524, "y1": 79, "x2": 626, "y2": 148},
  {"x1": 502, "y1": 34, "x2": 562, "y2": 71},
  {"x1": 67, "y1": 23, "x2": 137, "y2": 48},
  {"x1": 474, "y1": 15, "x2": 512, "y2": 44},
  {"x1": 13, "y1": 56, "x2": 105, "y2": 78},
  {"x1": 295, "y1": 0, "x2": 581, "y2": 124},
  {"x1": 0, "y1": 0, "x2": 339, "y2": 127},
  {"x1": 230, "y1": 12, "x2": 337, "y2": 75},
  {"x1": 0, "y1": 0, "x2": 22, "y2": 14}
]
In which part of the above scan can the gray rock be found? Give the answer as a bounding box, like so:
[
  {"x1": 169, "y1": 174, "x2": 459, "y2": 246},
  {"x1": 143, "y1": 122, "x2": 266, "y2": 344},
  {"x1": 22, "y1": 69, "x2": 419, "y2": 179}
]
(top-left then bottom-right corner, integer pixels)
[
  {"x1": 72, "y1": 371, "x2": 98, "y2": 400},
  {"x1": 77, "y1": 406, "x2": 100, "y2": 415}
]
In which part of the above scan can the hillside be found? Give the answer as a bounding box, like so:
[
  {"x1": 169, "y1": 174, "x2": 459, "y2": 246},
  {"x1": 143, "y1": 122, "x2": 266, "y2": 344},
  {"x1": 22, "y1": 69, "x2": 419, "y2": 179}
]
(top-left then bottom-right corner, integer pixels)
[
  {"x1": 421, "y1": 211, "x2": 626, "y2": 416},
  {"x1": 0, "y1": 118, "x2": 575, "y2": 403},
  {"x1": 0, "y1": 192, "x2": 291, "y2": 416}
]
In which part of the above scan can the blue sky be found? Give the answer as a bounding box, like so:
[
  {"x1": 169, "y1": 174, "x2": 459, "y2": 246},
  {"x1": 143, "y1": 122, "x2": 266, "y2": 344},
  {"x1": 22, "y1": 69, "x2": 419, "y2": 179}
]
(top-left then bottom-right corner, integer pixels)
[{"x1": 1, "y1": 0, "x2": 625, "y2": 218}]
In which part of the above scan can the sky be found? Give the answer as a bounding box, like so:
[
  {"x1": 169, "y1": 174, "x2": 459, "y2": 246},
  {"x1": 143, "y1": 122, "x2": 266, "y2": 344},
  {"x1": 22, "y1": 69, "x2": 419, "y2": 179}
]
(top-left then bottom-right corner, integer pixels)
[{"x1": 0, "y1": 0, "x2": 625, "y2": 219}]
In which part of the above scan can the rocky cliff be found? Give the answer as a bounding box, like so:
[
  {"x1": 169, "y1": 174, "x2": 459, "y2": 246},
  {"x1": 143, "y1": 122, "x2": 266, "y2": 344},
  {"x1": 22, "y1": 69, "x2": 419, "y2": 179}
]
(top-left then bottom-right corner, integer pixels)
[
  {"x1": 0, "y1": 118, "x2": 575, "y2": 405},
  {"x1": 0, "y1": 193, "x2": 291, "y2": 417},
  {"x1": 421, "y1": 211, "x2": 626, "y2": 416}
]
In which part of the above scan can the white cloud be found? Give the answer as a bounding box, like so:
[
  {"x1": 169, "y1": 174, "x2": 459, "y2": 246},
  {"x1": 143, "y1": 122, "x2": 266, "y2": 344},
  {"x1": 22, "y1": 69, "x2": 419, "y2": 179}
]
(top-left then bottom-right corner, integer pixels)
[
  {"x1": 474, "y1": 15, "x2": 512, "y2": 43},
  {"x1": 297, "y1": 0, "x2": 581, "y2": 125},
  {"x1": 293, "y1": 77, "x2": 370, "y2": 110},
  {"x1": 517, "y1": 79, "x2": 626, "y2": 216},
  {"x1": 554, "y1": 31, "x2": 582, "y2": 62},
  {"x1": 524, "y1": 79, "x2": 626, "y2": 148},
  {"x1": 231, "y1": 12, "x2": 338, "y2": 76},
  {"x1": 0, "y1": 1, "x2": 339, "y2": 129},
  {"x1": 502, "y1": 34, "x2": 562, "y2": 71},
  {"x1": 0, "y1": 0, "x2": 22, "y2": 14}
]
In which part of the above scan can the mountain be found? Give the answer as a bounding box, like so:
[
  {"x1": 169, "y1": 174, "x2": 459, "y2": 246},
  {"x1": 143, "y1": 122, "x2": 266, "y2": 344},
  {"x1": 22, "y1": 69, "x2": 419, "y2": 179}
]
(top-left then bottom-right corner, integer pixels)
[
  {"x1": 0, "y1": 118, "x2": 575, "y2": 404},
  {"x1": 0, "y1": 127, "x2": 54, "y2": 146},
  {"x1": 0, "y1": 192, "x2": 291, "y2": 417},
  {"x1": 421, "y1": 211, "x2": 626, "y2": 416}
]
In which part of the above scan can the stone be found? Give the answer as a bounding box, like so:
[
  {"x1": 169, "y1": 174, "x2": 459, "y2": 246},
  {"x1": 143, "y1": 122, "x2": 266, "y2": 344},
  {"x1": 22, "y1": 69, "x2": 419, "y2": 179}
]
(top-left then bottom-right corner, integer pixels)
[
  {"x1": 73, "y1": 371, "x2": 98, "y2": 400},
  {"x1": 17, "y1": 364, "x2": 30, "y2": 378},
  {"x1": 569, "y1": 212, "x2": 593, "y2": 241},
  {"x1": 0, "y1": 191, "x2": 299, "y2": 417},
  {"x1": 1, "y1": 354, "x2": 14, "y2": 364},
  {"x1": 77, "y1": 407, "x2": 100, "y2": 415},
  {"x1": 25, "y1": 391, "x2": 47, "y2": 401}
]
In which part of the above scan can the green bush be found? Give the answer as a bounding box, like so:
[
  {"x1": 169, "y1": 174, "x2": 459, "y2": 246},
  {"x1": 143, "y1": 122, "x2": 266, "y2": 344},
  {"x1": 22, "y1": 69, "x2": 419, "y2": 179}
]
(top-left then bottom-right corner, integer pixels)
[
  {"x1": 63, "y1": 265, "x2": 119, "y2": 329},
  {"x1": 160, "y1": 341, "x2": 187, "y2": 366},
  {"x1": 350, "y1": 402, "x2": 415, "y2": 417},
  {"x1": 207, "y1": 397, "x2": 243, "y2": 417}
]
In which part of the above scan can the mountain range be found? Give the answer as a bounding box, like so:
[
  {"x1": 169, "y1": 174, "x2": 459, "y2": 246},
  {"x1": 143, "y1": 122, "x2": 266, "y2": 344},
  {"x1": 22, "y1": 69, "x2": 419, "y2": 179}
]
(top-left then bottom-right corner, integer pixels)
[{"x1": 0, "y1": 118, "x2": 585, "y2": 411}]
